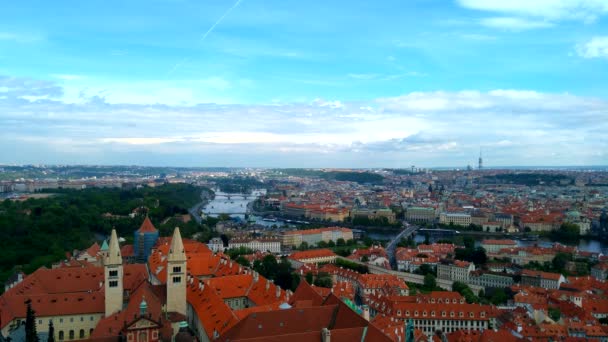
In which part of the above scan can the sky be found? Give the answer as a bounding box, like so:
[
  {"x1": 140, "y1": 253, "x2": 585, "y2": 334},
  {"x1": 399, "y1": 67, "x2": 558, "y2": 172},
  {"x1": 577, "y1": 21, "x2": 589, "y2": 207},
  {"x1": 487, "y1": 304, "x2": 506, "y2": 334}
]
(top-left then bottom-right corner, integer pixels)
[{"x1": 0, "y1": 0, "x2": 607, "y2": 168}]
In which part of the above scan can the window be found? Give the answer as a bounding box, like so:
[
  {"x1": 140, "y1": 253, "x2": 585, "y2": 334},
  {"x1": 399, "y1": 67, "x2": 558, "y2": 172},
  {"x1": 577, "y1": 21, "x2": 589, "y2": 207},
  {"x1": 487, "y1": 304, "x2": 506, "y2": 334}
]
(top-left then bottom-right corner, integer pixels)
[
  {"x1": 459, "y1": 312, "x2": 464, "y2": 317},
  {"x1": 39, "y1": 319, "x2": 42, "y2": 325},
  {"x1": 90, "y1": 316, "x2": 94, "y2": 321},
  {"x1": 109, "y1": 270, "x2": 118, "y2": 277},
  {"x1": 59, "y1": 331, "x2": 64, "y2": 340},
  {"x1": 80, "y1": 317, "x2": 83, "y2": 322},
  {"x1": 60, "y1": 318, "x2": 63, "y2": 323},
  {"x1": 470, "y1": 312, "x2": 474, "y2": 318},
  {"x1": 80, "y1": 329, "x2": 85, "y2": 338},
  {"x1": 69, "y1": 330, "x2": 74, "y2": 339},
  {"x1": 173, "y1": 276, "x2": 181, "y2": 283},
  {"x1": 70, "y1": 318, "x2": 73, "y2": 323},
  {"x1": 173, "y1": 266, "x2": 181, "y2": 273},
  {"x1": 109, "y1": 280, "x2": 118, "y2": 287}
]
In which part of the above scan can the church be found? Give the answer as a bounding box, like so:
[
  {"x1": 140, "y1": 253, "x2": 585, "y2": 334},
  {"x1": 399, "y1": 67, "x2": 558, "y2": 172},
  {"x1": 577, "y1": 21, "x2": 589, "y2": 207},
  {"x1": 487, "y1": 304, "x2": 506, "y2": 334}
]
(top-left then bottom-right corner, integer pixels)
[{"x1": 0, "y1": 220, "x2": 194, "y2": 341}]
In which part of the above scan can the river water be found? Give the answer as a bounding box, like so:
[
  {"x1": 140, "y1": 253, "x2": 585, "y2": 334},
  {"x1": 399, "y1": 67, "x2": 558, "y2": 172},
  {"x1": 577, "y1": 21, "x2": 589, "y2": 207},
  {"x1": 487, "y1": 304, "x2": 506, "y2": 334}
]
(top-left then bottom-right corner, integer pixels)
[
  {"x1": 201, "y1": 189, "x2": 292, "y2": 227},
  {"x1": 367, "y1": 231, "x2": 608, "y2": 254},
  {"x1": 201, "y1": 190, "x2": 608, "y2": 254}
]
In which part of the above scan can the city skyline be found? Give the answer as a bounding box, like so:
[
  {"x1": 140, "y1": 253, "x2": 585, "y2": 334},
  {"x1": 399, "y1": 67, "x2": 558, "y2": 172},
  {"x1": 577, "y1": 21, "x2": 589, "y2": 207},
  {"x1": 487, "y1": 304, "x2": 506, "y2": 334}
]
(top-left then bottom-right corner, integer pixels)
[{"x1": 1, "y1": 0, "x2": 607, "y2": 167}]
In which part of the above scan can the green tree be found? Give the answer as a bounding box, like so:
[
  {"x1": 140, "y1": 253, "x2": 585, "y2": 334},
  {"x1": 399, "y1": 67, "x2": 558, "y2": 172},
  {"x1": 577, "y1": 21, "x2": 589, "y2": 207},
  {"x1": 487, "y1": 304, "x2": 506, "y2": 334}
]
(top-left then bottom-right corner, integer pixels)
[
  {"x1": 490, "y1": 288, "x2": 508, "y2": 305},
  {"x1": 299, "y1": 241, "x2": 309, "y2": 250},
  {"x1": 549, "y1": 307, "x2": 561, "y2": 321},
  {"x1": 48, "y1": 320, "x2": 55, "y2": 342},
  {"x1": 361, "y1": 255, "x2": 369, "y2": 262},
  {"x1": 313, "y1": 272, "x2": 333, "y2": 288},
  {"x1": 552, "y1": 252, "x2": 572, "y2": 272},
  {"x1": 423, "y1": 273, "x2": 436, "y2": 290},
  {"x1": 336, "y1": 238, "x2": 346, "y2": 247},
  {"x1": 25, "y1": 300, "x2": 39, "y2": 342},
  {"x1": 415, "y1": 264, "x2": 435, "y2": 276},
  {"x1": 327, "y1": 240, "x2": 335, "y2": 247},
  {"x1": 235, "y1": 255, "x2": 251, "y2": 268},
  {"x1": 305, "y1": 272, "x2": 314, "y2": 284},
  {"x1": 317, "y1": 241, "x2": 328, "y2": 248}
]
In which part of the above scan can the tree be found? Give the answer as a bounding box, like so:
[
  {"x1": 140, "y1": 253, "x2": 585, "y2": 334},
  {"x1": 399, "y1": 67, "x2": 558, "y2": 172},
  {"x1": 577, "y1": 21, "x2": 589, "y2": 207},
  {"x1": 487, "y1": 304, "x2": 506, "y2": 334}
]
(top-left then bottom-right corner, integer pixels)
[
  {"x1": 490, "y1": 288, "x2": 508, "y2": 305},
  {"x1": 298, "y1": 241, "x2": 309, "y2": 250},
  {"x1": 317, "y1": 241, "x2": 328, "y2": 248},
  {"x1": 336, "y1": 238, "x2": 346, "y2": 247},
  {"x1": 313, "y1": 272, "x2": 332, "y2": 288},
  {"x1": 305, "y1": 272, "x2": 314, "y2": 284},
  {"x1": 416, "y1": 264, "x2": 435, "y2": 276},
  {"x1": 361, "y1": 255, "x2": 369, "y2": 262},
  {"x1": 552, "y1": 252, "x2": 572, "y2": 272},
  {"x1": 549, "y1": 307, "x2": 561, "y2": 321},
  {"x1": 327, "y1": 240, "x2": 336, "y2": 248},
  {"x1": 424, "y1": 273, "x2": 436, "y2": 290},
  {"x1": 48, "y1": 320, "x2": 55, "y2": 342},
  {"x1": 25, "y1": 300, "x2": 39, "y2": 342},
  {"x1": 235, "y1": 255, "x2": 251, "y2": 268}
]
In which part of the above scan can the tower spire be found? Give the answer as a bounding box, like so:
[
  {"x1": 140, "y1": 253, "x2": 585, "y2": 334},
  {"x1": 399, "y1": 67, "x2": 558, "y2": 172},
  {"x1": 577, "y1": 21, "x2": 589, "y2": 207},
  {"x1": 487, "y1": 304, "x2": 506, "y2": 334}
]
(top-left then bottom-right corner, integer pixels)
[
  {"x1": 104, "y1": 229, "x2": 123, "y2": 316},
  {"x1": 478, "y1": 147, "x2": 483, "y2": 170},
  {"x1": 167, "y1": 227, "x2": 187, "y2": 315}
]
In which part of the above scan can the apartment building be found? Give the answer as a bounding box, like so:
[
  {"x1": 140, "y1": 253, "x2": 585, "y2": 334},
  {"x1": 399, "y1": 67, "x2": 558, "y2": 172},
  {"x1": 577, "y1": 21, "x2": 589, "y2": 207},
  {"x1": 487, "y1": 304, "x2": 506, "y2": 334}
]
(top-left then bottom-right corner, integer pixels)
[
  {"x1": 405, "y1": 207, "x2": 436, "y2": 223},
  {"x1": 437, "y1": 260, "x2": 475, "y2": 283},
  {"x1": 439, "y1": 212, "x2": 472, "y2": 226}
]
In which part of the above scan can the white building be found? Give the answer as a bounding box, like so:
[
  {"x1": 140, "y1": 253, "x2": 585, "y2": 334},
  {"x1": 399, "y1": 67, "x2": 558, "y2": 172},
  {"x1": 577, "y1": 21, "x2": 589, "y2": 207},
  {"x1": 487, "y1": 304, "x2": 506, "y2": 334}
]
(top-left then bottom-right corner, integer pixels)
[
  {"x1": 228, "y1": 237, "x2": 281, "y2": 254},
  {"x1": 207, "y1": 237, "x2": 225, "y2": 253}
]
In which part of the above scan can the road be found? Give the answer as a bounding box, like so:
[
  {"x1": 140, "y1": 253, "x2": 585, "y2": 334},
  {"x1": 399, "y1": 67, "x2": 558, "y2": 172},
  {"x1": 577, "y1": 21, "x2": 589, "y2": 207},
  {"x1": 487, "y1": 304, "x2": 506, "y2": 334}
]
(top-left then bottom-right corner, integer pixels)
[{"x1": 386, "y1": 223, "x2": 419, "y2": 269}]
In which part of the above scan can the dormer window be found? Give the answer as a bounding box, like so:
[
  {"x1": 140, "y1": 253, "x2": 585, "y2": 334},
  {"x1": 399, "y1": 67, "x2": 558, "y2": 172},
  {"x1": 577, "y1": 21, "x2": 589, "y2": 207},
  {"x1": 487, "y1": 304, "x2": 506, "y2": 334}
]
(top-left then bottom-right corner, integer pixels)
[
  {"x1": 450, "y1": 311, "x2": 454, "y2": 317},
  {"x1": 459, "y1": 312, "x2": 464, "y2": 317},
  {"x1": 442, "y1": 311, "x2": 446, "y2": 317},
  {"x1": 469, "y1": 312, "x2": 474, "y2": 318},
  {"x1": 480, "y1": 312, "x2": 485, "y2": 318}
]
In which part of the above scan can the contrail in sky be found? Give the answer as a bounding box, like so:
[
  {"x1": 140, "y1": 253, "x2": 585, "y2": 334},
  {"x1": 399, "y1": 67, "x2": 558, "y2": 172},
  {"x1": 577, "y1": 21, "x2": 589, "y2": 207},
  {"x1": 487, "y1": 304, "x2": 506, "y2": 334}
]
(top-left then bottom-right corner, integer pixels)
[
  {"x1": 200, "y1": 0, "x2": 244, "y2": 42},
  {"x1": 167, "y1": 0, "x2": 244, "y2": 75}
]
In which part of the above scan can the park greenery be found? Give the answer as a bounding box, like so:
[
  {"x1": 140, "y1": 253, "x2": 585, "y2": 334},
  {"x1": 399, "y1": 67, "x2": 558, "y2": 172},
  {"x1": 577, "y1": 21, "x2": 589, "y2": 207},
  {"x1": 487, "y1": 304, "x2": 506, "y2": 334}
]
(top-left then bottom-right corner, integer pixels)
[
  {"x1": 336, "y1": 258, "x2": 370, "y2": 274},
  {"x1": 0, "y1": 183, "x2": 213, "y2": 288},
  {"x1": 272, "y1": 169, "x2": 384, "y2": 185}
]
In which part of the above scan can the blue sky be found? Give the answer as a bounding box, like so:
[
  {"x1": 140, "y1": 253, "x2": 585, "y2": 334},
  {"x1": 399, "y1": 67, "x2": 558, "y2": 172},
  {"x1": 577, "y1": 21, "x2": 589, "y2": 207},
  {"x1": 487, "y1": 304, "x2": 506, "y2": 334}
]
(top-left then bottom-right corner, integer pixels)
[{"x1": 0, "y1": 0, "x2": 607, "y2": 167}]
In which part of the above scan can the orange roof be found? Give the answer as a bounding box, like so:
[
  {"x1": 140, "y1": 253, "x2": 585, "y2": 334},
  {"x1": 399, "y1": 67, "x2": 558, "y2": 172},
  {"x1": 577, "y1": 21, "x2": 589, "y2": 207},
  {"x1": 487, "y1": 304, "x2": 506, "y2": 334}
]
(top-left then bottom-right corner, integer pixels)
[
  {"x1": 137, "y1": 216, "x2": 158, "y2": 233},
  {"x1": 289, "y1": 249, "x2": 337, "y2": 261},
  {"x1": 481, "y1": 239, "x2": 517, "y2": 246}
]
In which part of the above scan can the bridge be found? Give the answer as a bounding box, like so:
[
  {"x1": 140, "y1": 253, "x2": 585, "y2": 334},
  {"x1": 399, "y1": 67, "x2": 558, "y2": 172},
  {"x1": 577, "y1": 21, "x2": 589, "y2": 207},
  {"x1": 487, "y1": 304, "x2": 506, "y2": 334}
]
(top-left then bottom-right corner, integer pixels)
[{"x1": 386, "y1": 223, "x2": 419, "y2": 269}]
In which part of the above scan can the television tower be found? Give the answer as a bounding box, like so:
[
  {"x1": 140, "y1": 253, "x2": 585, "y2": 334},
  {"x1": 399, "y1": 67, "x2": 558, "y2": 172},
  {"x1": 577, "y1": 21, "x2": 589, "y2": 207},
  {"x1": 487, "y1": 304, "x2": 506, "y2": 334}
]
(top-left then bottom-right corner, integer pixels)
[{"x1": 478, "y1": 148, "x2": 483, "y2": 170}]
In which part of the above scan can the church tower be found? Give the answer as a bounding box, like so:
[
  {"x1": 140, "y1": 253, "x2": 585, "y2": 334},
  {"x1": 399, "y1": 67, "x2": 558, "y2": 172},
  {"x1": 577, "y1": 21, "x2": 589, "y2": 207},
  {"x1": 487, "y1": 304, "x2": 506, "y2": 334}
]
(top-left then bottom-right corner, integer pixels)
[
  {"x1": 166, "y1": 227, "x2": 187, "y2": 316},
  {"x1": 104, "y1": 229, "x2": 123, "y2": 316}
]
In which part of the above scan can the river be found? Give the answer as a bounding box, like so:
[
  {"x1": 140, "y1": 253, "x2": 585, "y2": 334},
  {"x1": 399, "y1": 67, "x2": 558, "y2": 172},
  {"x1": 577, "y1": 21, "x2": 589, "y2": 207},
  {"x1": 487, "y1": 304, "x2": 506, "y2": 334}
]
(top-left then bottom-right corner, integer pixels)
[
  {"x1": 199, "y1": 190, "x2": 608, "y2": 254},
  {"x1": 367, "y1": 231, "x2": 608, "y2": 254},
  {"x1": 200, "y1": 189, "x2": 295, "y2": 227}
]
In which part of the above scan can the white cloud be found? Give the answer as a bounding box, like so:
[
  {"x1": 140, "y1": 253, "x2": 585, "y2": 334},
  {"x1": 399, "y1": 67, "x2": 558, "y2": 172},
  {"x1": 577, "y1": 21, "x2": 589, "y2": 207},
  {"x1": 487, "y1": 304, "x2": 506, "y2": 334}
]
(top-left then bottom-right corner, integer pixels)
[
  {"x1": 1, "y1": 75, "x2": 607, "y2": 166},
  {"x1": 0, "y1": 32, "x2": 42, "y2": 43},
  {"x1": 479, "y1": 17, "x2": 553, "y2": 30},
  {"x1": 576, "y1": 37, "x2": 608, "y2": 59},
  {"x1": 51, "y1": 74, "x2": 85, "y2": 81},
  {"x1": 457, "y1": 0, "x2": 608, "y2": 22}
]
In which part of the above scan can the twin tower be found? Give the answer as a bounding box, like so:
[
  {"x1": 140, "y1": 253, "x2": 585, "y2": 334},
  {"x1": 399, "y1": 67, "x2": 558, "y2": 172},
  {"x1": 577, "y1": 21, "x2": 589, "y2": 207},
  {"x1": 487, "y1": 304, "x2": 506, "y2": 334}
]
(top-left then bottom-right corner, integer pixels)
[{"x1": 103, "y1": 227, "x2": 187, "y2": 317}]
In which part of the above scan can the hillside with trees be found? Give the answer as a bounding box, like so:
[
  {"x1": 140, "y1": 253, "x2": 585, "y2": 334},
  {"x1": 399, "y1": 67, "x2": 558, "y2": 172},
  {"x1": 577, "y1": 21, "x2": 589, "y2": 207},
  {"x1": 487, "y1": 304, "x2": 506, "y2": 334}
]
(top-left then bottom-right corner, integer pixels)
[{"x1": 0, "y1": 183, "x2": 212, "y2": 288}]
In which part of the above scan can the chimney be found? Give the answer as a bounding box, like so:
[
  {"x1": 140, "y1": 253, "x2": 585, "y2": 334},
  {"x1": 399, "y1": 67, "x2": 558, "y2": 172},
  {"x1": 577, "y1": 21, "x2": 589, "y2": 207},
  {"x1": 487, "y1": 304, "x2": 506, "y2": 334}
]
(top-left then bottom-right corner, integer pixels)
[
  {"x1": 265, "y1": 279, "x2": 270, "y2": 291},
  {"x1": 321, "y1": 327, "x2": 331, "y2": 342},
  {"x1": 362, "y1": 305, "x2": 370, "y2": 321},
  {"x1": 276, "y1": 285, "x2": 281, "y2": 298},
  {"x1": 253, "y1": 271, "x2": 259, "y2": 283}
]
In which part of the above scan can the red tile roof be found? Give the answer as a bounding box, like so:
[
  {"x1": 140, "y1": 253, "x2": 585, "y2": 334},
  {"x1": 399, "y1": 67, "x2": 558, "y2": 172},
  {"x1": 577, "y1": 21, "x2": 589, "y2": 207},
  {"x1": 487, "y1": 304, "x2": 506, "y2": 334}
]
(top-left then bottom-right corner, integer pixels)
[{"x1": 137, "y1": 216, "x2": 158, "y2": 233}]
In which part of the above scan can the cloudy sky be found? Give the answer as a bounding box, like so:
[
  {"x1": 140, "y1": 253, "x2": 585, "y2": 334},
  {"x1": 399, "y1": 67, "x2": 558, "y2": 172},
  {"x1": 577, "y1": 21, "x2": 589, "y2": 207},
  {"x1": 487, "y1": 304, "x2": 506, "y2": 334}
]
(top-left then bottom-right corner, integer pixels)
[{"x1": 1, "y1": 0, "x2": 607, "y2": 167}]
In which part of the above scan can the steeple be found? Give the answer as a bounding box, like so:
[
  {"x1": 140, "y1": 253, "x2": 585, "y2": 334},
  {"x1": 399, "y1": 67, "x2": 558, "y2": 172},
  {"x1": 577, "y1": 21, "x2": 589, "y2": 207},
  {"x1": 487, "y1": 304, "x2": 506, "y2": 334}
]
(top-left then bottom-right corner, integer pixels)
[
  {"x1": 105, "y1": 229, "x2": 122, "y2": 266},
  {"x1": 168, "y1": 227, "x2": 186, "y2": 262},
  {"x1": 478, "y1": 147, "x2": 483, "y2": 170},
  {"x1": 104, "y1": 229, "x2": 123, "y2": 316},
  {"x1": 166, "y1": 227, "x2": 187, "y2": 315}
]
